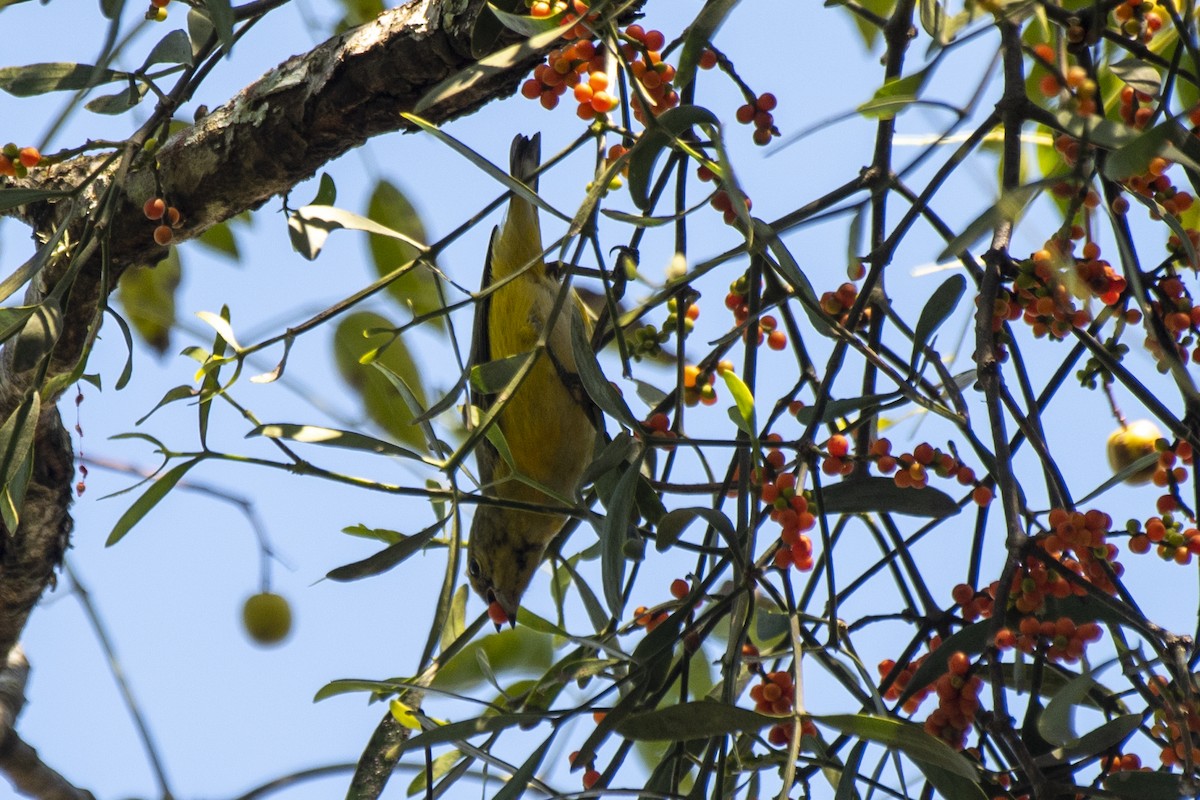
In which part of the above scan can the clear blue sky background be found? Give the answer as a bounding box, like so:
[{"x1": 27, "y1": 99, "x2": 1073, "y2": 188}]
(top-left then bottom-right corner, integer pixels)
[{"x1": 1, "y1": 1, "x2": 1194, "y2": 799}]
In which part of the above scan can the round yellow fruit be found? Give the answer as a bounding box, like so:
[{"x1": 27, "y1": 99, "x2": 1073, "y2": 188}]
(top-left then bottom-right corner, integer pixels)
[
  {"x1": 1106, "y1": 419, "x2": 1163, "y2": 485},
  {"x1": 242, "y1": 592, "x2": 292, "y2": 645}
]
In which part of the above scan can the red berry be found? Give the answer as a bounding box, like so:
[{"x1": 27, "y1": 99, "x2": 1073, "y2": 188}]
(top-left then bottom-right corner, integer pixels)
[
  {"x1": 152, "y1": 224, "x2": 173, "y2": 246},
  {"x1": 143, "y1": 197, "x2": 166, "y2": 220},
  {"x1": 756, "y1": 93, "x2": 777, "y2": 112},
  {"x1": 670, "y1": 578, "x2": 689, "y2": 599}
]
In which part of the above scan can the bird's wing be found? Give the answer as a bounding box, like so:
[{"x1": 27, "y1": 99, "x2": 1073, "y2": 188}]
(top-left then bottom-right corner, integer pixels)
[{"x1": 469, "y1": 227, "x2": 502, "y2": 488}]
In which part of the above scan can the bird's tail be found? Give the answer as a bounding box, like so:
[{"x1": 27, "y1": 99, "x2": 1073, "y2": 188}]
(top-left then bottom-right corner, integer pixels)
[
  {"x1": 510, "y1": 133, "x2": 541, "y2": 191},
  {"x1": 491, "y1": 133, "x2": 544, "y2": 280}
]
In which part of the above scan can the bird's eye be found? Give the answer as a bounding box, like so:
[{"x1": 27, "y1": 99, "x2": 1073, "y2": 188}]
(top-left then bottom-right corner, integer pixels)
[{"x1": 468, "y1": 558, "x2": 481, "y2": 579}]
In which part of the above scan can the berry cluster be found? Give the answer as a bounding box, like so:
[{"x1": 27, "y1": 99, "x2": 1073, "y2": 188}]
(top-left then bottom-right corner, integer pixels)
[
  {"x1": 639, "y1": 411, "x2": 677, "y2": 449},
  {"x1": 0, "y1": 144, "x2": 40, "y2": 178},
  {"x1": 950, "y1": 581, "x2": 996, "y2": 623},
  {"x1": 1112, "y1": 0, "x2": 1164, "y2": 42},
  {"x1": 519, "y1": 7, "x2": 679, "y2": 122},
  {"x1": 818, "y1": 282, "x2": 869, "y2": 328},
  {"x1": 699, "y1": 164, "x2": 752, "y2": 226},
  {"x1": 1120, "y1": 85, "x2": 1157, "y2": 129},
  {"x1": 682, "y1": 364, "x2": 718, "y2": 407},
  {"x1": 762, "y1": 471, "x2": 816, "y2": 572},
  {"x1": 1148, "y1": 673, "x2": 1200, "y2": 769},
  {"x1": 995, "y1": 615, "x2": 1103, "y2": 663},
  {"x1": 734, "y1": 93, "x2": 779, "y2": 146},
  {"x1": 748, "y1": 668, "x2": 817, "y2": 746},
  {"x1": 878, "y1": 643, "x2": 938, "y2": 714},
  {"x1": 1005, "y1": 241, "x2": 1126, "y2": 340},
  {"x1": 925, "y1": 651, "x2": 983, "y2": 749},
  {"x1": 1142, "y1": 273, "x2": 1200, "y2": 367},
  {"x1": 870, "y1": 438, "x2": 993, "y2": 506},
  {"x1": 143, "y1": 196, "x2": 183, "y2": 245},
  {"x1": 1127, "y1": 512, "x2": 1200, "y2": 563}
]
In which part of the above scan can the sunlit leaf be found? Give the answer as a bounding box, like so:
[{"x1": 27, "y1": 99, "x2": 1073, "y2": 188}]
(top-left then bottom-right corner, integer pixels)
[
  {"x1": 0, "y1": 62, "x2": 124, "y2": 96},
  {"x1": 367, "y1": 180, "x2": 443, "y2": 328},
  {"x1": 107, "y1": 458, "x2": 202, "y2": 545}
]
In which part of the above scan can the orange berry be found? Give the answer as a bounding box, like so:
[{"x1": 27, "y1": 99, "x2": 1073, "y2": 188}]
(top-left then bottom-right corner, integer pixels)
[
  {"x1": 766, "y1": 330, "x2": 787, "y2": 350},
  {"x1": 143, "y1": 197, "x2": 166, "y2": 220},
  {"x1": 166, "y1": 206, "x2": 182, "y2": 227},
  {"x1": 582, "y1": 769, "x2": 601, "y2": 789},
  {"x1": 487, "y1": 601, "x2": 509, "y2": 626},
  {"x1": 17, "y1": 147, "x2": 40, "y2": 168},
  {"x1": 827, "y1": 434, "x2": 850, "y2": 458},
  {"x1": 152, "y1": 224, "x2": 173, "y2": 246},
  {"x1": 972, "y1": 485, "x2": 993, "y2": 506},
  {"x1": 669, "y1": 578, "x2": 689, "y2": 599}
]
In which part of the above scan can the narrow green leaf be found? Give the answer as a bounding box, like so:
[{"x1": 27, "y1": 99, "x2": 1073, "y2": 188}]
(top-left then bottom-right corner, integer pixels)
[
  {"x1": 0, "y1": 188, "x2": 70, "y2": 213},
  {"x1": 757, "y1": 221, "x2": 834, "y2": 337},
  {"x1": 794, "y1": 393, "x2": 898, "y2": 425},
  {"x1": 326, "y1": 519, "x2": 445, "y2": 581},
  {"x1": 0, "y1": 307, "x2": 36, "y2": 344},
  {"x1": 136, "y1": 385, "x2": 197, "y2": 425},
  {"x1": 0, "y1": 391, "x2": 39, "y2": 532},
  {"x1": 910, "y1": 274, "x2": 966, "y2": 372},
  {"x1": 834, "y1": 739, "x2": 868, "y2": 800},
  {"x1": 107, "y1": 458, "x2": 201, "y2": 545},
  {"x1": 248, "y1": 423, "x2": 425, "y2": 461},
  {"x1": 617, "y1": 701, "x2": 775, "y2": 741},
  {"x1": 0, "y1": 62, "x2": 123, "y2": 96},
  {"x1": 720, "y1": 369, "x2": 755, "y2": 431},
  {"x1": 492, "y1": 734, "x2": 554, "y2": 800},
  {"x1": 628, "y1": 105, "x2": 721, "y2": 210},
  {"x1": 655, "y1": 507, "x2": 736, "y2": 552},
  {"x1": 813, "y1": 713, "x2": 979, "y2": 781},
  {"x1": 674, "y1": 0, "x2": 739, "y2": 90},
  {"x1": 288, "y1": 204, "x2": 426, "y2": 261},
  {"x1": 1103, "y1": 768, "x2": 1184, "y2": 798},
  {"x1": 820, "y1": 477, "x2": 959, "y2": 518},
  {"x1": 938, "y1": 183, "x2": 1041, "y2": 261},
  {"x1": 857, "y1": 64, "x2": 935, "y2": 120},
  {"x1": 486, "y1": 2, "x2": 567, "y2": 34},
  {"x1": 601, "y1": 455, "x2": 642, "y2": 617},
  {"x1": 470, "y1": 352, "x2": 532, "y2": 395},
  {"x1": 569, "y1": 313, "x2": 637, "y2": 428}
]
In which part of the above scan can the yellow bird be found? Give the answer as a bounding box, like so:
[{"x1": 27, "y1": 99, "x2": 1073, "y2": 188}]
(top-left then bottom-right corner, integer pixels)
[{"x1": 466, "y1": 133, "x2": 596, "y2": 626}]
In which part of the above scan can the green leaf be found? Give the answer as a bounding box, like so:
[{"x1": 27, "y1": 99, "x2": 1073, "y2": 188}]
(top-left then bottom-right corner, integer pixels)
[
  {"x1": 201, "y1": 0, "x2": 234, "y2": 53},
  {"x1": 794, "y1": 394, "x2": 898, "y2": 426},
  {"x1": 1039, "y1": 669, "x2": 1100, "y2": 747},
  {"x1": 492, "y1": 734, "x2": 554, "y2": 800},
  {"x1": 431, "y1": 627, "x2": 554, "y2": 691},
  {"x1": 136, "y1": 385, "x2": 197, "y2": 425},
  {"x1": 0, "y1": 62, "x2": 124, "y2": 96},
  {"x1": 654, "y1": 507, "x2": 736, "y2": 551},
  {"x1": 333, "y1": 311, "x2": 429, "y2": 453},
  {"x1": 939, "y1": 183, "x2": 1041, "y2": 261},
  {"x1": 141, "y1": 29, "x2": 193, "y2": 69},
  {"x1": 814, "y1": 714, "x2": 982, "y2": 787},
  {"x1": 0, "y1": 391, "x2": 39, "y2": 532},
  {"x1": 367, "y1": 180, "x2": 443, "y2": 328},
  {"x1": 569, "y1": 312, "x2": 637, "y2": 428},
  {"x1": 1103, "y1": 769, "x2": 1185, "y2": 798},
  {"x1": 107, "y1": 458, "x2": 201, "y2": 545},
  {"x1": 486, "y1": 2, "x2": 567, "y2": 35},
  {"x1": 1109, "y1": 59, "x2": 1160, "y2": 97},
  {"x1": 118, "y1": 250, "x2": 180, "y2": 355},
  {"x1": 196, "y1": 219, "x2": 242, "y2": 260},
  {"x1": 288, "y1": 204, "x2": 426, "y2": 261},
  {"x1": 470, "y1": 352, "x2": 531, "y2": 395},
  {"x1": 910, "y1": 274, "x2": 966, "y2": 373},
  {"x1": 673, "y1": 0, "x2": 739, "y2": 90},
  {"x1": 617, "y1": 701, "x2": 775, "y2": 741},
  {"x1": 1103, "y1": 121, "x2": 1200, "y2": 182},
  {"x1": 720, "y1": 370, "x2": 755, "y2": 432},
  {"x1": 326, "y1": 519, "x2": 445, "y2": 581},
  {"x1": 857, "y1": 64, "x2": 935, "y2": 120},
  {"x1": 85, "y1": 82, "x2": 148, "y2": 114},
  {"x1": 12, "y1": 301, "x2": 61, "y2": 373},
  {"x1": 247, "y1": 423, "x2": 425, "y2": 461},
  {"x1": 628, "y1": 105, "x2": 721, "y2": 210},
  {"x1": 0, "y1": 188, "x2": 70, "y2": 213},
  {"x1": 820, "y1": 477, "x2": 959, "y2": 518},
  {"x1": 0, "y1": 306, "x2": 36, "y2": 344},
  {"x1": 411, "y1": 25, "x2": 569, "y2": 114},
  {"x1": 601, "y1": 455, "x2": 642, "y2": 617}
]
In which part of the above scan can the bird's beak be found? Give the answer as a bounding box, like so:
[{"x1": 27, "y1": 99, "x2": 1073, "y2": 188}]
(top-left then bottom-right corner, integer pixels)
[{"x1": 487, "y1": 590, "x2": 520, "y2": 630}]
